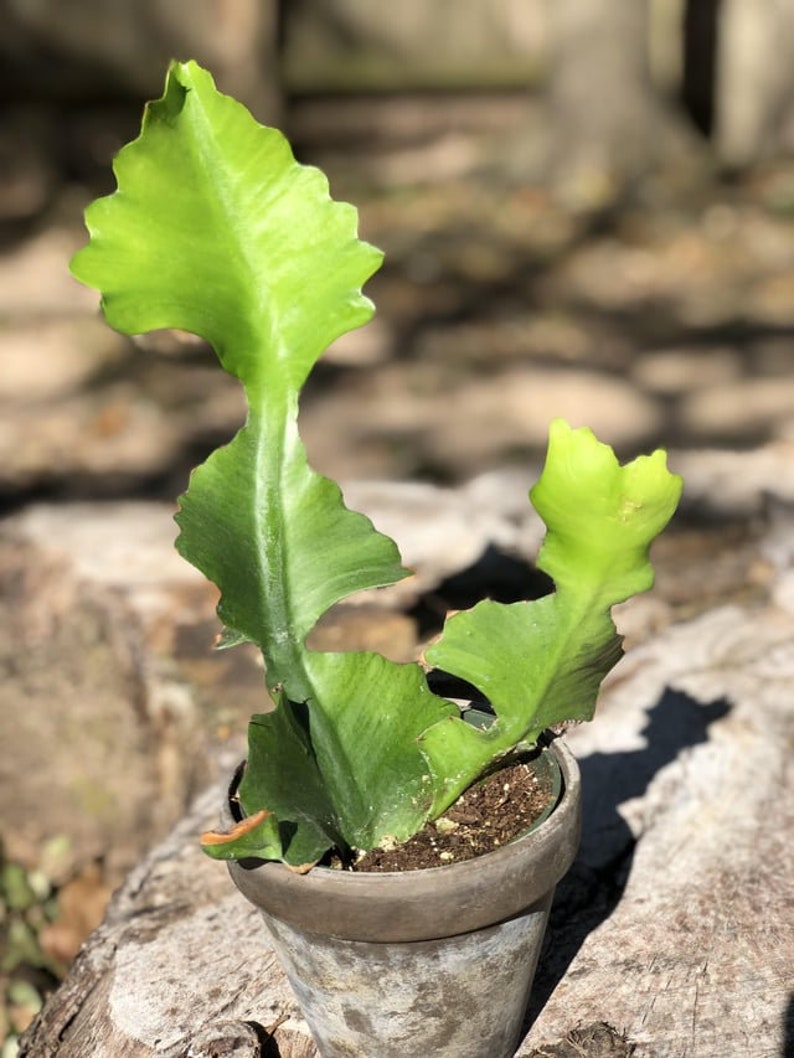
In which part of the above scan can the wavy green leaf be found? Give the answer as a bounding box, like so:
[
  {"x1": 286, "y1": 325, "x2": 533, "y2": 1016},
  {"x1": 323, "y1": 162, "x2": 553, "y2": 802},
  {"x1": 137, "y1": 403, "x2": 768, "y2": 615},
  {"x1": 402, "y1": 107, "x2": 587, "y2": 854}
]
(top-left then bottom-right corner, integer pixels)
[
  {"x1": 422, "y1": 420, "x2": 683, "y2": 811},
  {"x1": 70, "y1": 60, "x2": 408, "y2": 701},
  {"x1": 240, "y1": 652, "x2": 453, "y2": 864}
]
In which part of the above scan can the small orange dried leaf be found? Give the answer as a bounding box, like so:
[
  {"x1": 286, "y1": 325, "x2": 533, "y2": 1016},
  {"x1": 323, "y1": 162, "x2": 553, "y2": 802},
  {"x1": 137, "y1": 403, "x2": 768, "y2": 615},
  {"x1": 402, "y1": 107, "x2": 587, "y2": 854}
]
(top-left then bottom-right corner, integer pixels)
[{"x1": 200, "y1": 809, "x2": 269, "y2": 847}]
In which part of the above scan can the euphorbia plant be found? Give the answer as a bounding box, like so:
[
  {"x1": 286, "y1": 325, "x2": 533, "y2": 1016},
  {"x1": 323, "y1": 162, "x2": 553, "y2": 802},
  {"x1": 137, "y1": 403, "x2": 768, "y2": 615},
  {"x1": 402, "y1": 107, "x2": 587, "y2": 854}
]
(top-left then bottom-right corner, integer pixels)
[{"x1": 71, "y1": 61, "x2": 682, "y2": 871}]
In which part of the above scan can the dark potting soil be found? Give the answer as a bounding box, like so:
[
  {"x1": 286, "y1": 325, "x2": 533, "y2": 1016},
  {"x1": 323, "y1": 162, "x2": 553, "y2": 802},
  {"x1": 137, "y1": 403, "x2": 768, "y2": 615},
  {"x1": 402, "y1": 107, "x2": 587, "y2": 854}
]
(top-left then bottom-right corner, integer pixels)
[{"x1": 351, "y1": 757, "x2": 554, "y2": 872}]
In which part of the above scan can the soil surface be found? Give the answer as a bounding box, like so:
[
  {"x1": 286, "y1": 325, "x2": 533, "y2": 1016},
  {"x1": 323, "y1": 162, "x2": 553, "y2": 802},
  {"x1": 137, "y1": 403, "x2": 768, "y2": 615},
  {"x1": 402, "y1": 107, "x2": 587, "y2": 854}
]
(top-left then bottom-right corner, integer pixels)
[{"x1": 352, "y1": 754, "x2": 554, "y2": 871}]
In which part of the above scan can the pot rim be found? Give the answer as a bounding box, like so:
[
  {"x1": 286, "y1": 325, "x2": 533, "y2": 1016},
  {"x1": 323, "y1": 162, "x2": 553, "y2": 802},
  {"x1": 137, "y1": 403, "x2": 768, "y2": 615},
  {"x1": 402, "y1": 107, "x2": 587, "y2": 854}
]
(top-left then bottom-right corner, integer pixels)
[{"x1": 227, "y1": 735, "x2": 581, "y2": 942}]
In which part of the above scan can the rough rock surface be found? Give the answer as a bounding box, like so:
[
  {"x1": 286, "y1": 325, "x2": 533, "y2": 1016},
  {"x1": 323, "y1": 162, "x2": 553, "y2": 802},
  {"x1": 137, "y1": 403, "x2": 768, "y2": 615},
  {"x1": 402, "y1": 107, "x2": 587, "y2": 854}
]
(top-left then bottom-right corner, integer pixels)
[
  {"x1": 0, "y1": 503, "x2": 218, "y2": 881},
  {"x1": 15, "y1": 472, "x2": 794, "y2": 1058}
]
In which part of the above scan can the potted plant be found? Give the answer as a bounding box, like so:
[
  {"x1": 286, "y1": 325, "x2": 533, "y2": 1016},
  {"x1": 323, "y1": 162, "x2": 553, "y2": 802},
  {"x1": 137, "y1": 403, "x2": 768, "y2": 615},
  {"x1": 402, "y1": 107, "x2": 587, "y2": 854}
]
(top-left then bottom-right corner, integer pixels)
[{"x1": 70, "y1": 61, "x2": 682, "y2": 1058}]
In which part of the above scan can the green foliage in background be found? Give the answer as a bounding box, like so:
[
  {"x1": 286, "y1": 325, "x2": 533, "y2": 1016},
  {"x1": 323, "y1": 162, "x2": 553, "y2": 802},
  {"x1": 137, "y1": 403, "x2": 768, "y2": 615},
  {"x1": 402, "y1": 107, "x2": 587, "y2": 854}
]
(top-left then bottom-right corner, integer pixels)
[{"x1": 0, "y1": 839, "x2": 68, "y2": 1054}]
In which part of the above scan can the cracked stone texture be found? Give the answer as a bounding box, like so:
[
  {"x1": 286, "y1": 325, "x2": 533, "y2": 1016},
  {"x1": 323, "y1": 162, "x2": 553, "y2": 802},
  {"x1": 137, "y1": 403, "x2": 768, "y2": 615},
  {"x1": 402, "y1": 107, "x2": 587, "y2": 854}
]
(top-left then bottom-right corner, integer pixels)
[{"x1": 16, "y1": 504, "x2": 794, "y2": 1057}]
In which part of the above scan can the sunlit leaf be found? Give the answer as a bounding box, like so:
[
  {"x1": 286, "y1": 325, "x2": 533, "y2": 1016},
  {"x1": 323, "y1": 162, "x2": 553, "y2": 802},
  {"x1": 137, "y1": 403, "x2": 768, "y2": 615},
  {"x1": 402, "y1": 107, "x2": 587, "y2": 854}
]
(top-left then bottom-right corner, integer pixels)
[
  {"x1": 422, "y1": 420, "x2": 682, "y2": 811},
  {"x1": 72, "y1": 64, "x2": 682, "y2": 866}
]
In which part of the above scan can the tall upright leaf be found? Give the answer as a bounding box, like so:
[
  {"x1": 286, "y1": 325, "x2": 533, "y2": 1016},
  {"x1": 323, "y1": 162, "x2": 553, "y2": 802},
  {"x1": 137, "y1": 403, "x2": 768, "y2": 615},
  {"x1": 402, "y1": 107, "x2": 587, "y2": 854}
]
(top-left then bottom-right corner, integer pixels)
[
  {"x1": 71, "y1": 61, "x2": 456, "y2": 866},
  {"x1": 70, "y1": 60, "x2": 407, "y2": 699}
]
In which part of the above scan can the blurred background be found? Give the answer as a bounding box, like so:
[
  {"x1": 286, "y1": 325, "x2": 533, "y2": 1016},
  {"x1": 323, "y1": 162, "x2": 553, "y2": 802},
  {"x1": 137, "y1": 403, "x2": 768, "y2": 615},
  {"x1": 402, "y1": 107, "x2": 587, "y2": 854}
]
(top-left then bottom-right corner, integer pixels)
[
  {"x1": 1, "y1": 0, "x2": 793, "y2": 492},
  {"x1": 1, "y1": 0, "x2": 793, "y2": 1048}
]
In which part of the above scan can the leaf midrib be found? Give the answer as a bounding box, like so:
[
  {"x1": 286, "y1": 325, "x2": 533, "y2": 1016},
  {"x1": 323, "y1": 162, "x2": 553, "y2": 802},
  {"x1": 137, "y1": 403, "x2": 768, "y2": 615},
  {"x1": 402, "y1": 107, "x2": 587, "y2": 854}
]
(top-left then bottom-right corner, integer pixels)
[{"x1": 183, "y1": 70, "x2": 317, "y2": 700}]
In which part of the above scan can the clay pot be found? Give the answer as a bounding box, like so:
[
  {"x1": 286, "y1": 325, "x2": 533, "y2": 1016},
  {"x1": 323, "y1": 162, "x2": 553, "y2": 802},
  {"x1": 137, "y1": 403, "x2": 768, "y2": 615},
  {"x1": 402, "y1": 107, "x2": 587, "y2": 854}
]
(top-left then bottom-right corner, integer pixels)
[{"x1": 227, "y1": 737, "x2": 581, "y2": 1058}]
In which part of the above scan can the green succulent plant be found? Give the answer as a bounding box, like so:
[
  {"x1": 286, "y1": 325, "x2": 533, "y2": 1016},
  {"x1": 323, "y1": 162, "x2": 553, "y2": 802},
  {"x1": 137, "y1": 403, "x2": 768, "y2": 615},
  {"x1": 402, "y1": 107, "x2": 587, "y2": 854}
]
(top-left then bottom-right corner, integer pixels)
[{"x1": 71, "y1": 61, "x2": 682, "y2": 870}]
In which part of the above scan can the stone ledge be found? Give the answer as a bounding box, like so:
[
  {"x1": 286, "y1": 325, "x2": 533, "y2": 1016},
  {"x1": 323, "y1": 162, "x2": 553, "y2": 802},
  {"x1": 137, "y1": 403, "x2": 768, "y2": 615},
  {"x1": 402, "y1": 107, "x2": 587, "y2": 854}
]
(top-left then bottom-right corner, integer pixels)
[{"x1": 18, "y1": 567, "x2": 794, "y2": 1057}]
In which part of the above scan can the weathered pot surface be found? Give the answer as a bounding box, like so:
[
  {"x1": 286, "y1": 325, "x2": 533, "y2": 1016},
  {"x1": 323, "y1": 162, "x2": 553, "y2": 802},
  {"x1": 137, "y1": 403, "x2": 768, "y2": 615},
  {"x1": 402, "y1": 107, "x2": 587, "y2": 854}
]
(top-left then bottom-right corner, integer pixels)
[
  {"x1": 225, "y1": 737, "x2": 581, "y2": 1058},
  {"x1": 228, "y1": 737, "x2": 578, "y2": 942}
]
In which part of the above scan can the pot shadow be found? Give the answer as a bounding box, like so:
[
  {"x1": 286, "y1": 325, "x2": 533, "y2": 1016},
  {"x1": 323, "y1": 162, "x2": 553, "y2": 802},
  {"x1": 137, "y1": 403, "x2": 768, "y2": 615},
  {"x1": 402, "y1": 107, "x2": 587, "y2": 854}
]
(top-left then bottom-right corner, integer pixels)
[
  {"x1": 522, "y1": 687, "x2": 731, "y2": 1033},
  {"x1": 783, "y1": 994, "x2": 794, "y2": 1058}
]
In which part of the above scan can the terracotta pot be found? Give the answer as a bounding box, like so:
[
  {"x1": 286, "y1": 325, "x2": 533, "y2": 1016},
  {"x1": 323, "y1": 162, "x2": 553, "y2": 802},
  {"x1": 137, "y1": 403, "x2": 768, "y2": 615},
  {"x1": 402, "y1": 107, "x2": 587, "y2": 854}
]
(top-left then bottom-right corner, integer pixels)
[{"x1": 226, "y1": 737, "x2": 581, "y2": 1058}]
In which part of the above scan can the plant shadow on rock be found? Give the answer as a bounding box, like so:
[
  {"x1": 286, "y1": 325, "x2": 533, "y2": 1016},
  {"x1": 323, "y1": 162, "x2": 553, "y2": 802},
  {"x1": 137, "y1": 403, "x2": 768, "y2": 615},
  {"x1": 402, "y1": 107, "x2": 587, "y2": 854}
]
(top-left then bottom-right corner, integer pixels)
[
  {"x1": 783, "y1": 994, "x2": 794, "y2": 1058},
  {"x1": 418, "y1": 542, "x2": 555, "y2": 707},
  {"x1": 410, "y1": 542, "x2": 555, "y2": 642},
  {"x1": 523, "y1": 688, "x2": 731, "y2": 1037}
]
